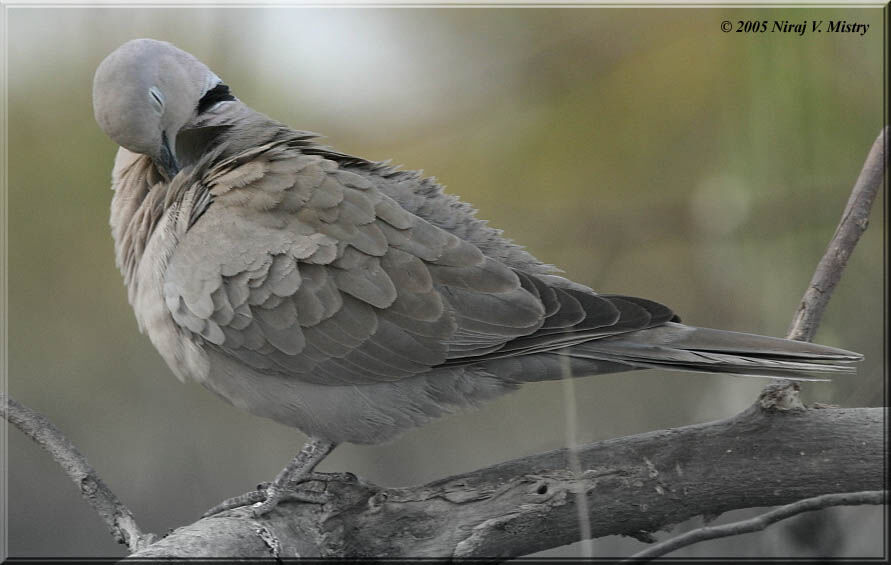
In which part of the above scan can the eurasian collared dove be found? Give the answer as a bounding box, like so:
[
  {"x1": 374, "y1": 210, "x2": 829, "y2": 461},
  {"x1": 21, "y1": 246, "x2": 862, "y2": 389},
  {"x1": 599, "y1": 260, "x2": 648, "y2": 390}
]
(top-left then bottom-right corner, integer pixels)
[{"x1": 93, "y1": 38, "x2": 862, "y2": 517}]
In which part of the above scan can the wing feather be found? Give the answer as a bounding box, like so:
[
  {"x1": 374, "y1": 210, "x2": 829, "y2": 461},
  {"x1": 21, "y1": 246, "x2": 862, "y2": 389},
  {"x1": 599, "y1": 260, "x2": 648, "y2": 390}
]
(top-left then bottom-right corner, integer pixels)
[{"x1": 164, "y1": 145, "x2": 673, "y2": 386}]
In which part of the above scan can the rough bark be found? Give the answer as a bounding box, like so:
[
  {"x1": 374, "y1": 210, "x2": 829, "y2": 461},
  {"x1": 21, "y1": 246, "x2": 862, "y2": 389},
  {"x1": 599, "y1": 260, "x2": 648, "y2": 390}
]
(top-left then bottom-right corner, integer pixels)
[{"x1": 126, "y1": 385, "x2": 884, "y2": 559}]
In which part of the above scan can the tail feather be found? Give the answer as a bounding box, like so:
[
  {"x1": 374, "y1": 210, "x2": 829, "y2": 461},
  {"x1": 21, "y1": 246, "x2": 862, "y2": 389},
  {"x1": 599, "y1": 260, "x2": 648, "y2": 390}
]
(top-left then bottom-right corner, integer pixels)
[
  {"x1": 566, "y1": 322, "x2": 861, "y2": 380},
  {"x1": 457, "y1": 280, "x2": 862, "y2": 383}
]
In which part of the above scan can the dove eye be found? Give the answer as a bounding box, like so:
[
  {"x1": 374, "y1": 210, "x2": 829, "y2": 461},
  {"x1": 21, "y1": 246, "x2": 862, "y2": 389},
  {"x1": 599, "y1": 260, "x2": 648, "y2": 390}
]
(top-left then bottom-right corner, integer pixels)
[{"x1": 148, "y1": 87, "x2": 165, "y2": 114}]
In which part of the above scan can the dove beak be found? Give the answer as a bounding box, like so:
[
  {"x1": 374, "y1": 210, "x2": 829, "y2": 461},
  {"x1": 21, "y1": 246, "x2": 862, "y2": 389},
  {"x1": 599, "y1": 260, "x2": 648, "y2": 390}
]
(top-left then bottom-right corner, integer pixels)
[{"x1": 156, "y1": 132, "x2": 180, "y2": 181}]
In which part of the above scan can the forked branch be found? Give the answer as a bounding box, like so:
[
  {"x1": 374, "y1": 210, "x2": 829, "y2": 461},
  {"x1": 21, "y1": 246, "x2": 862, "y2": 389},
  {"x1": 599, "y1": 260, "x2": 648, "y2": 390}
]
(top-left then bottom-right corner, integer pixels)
[{"x1": 642, "y1": 125, "x2": 889, "y2": 560}]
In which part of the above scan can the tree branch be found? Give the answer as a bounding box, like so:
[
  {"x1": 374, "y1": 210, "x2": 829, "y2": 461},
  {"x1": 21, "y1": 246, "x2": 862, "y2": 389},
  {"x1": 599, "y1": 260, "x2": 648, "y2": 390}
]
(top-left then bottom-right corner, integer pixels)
[
  {"x1": 0, "y1": 394, "x2": 157, "y2": 553},
  {"x1": 126, "y1": 384, "x2": 883, "y2": 559},
  {"x1": 655, "y1": 126, "x2": 888, "y2": 559},
  {"x1": 787, "y1": 126, "x2": 887, "y2": 342},
  {"x1": 626, "y1": 490, "x2": 888, "y2": 562}
]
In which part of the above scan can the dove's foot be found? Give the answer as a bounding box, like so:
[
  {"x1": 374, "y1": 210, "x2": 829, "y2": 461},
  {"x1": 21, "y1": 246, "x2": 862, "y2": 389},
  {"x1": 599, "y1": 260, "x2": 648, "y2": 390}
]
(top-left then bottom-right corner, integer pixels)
[
  {"x1": 202, "y1": 481, "x2": 325, "y2": 517},
  {"x1": 204, "y1": 437, "x2": 339, "y2": 518},
  {"x1": 203, "y1": 474, "x2": 349, "y2": 517},
  {"x1": 203, "y1": 472, "x2": 357, "y2": 517}
]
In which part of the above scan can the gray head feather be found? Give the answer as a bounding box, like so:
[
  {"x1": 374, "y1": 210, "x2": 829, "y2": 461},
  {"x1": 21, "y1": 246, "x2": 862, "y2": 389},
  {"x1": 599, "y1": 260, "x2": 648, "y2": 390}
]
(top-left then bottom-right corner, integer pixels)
[{"x1": 93, "y1": 38, "x2": 224, "y2": 179}]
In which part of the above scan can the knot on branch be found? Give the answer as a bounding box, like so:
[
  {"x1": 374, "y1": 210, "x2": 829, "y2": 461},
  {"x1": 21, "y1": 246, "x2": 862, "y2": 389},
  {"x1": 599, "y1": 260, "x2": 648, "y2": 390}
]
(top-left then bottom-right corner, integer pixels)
[{"x1": 758, "y1": 382, "x2": 805, "y2": 412}]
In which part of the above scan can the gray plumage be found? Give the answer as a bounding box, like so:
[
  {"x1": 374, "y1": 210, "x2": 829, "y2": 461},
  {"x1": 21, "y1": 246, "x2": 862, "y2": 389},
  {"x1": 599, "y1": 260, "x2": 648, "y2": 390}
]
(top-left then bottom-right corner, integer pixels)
[{"x1": 94, "y1": 39, "x2": 861, "y2": 506}]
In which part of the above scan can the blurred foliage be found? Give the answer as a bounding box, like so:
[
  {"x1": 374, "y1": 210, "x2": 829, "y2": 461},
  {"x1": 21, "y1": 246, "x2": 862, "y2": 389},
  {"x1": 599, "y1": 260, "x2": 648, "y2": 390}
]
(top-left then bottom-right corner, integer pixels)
[{"x1": 4, "y1": 6, "x2": 885, "y2": 558}]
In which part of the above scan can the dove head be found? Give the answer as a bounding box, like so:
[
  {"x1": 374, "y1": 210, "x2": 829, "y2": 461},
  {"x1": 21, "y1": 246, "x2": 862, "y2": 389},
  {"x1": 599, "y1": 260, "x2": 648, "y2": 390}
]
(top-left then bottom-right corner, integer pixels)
[{"x1": 93, "y1": 39, "x2": 230, "y2": 180}]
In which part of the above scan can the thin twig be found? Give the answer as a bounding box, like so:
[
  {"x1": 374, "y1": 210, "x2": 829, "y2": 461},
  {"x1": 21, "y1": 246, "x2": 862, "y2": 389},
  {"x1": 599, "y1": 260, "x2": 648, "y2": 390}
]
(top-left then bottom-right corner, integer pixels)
[
  {"x1": 787, "y1": 126, "x2": 887, "y2": 342},
  {"x1": 625, "y1": 490, "x2": 888, "y2": 562},
  {"x1": 1, "y1": 394, "x2": 157, "y2": 552}
]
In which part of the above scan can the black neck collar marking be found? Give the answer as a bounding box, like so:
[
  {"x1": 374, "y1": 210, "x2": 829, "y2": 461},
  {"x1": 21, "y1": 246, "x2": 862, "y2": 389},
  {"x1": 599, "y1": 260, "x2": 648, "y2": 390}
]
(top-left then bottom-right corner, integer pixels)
[{"x1": 197, "y1": 83, "x2": 236, "y2": 114}]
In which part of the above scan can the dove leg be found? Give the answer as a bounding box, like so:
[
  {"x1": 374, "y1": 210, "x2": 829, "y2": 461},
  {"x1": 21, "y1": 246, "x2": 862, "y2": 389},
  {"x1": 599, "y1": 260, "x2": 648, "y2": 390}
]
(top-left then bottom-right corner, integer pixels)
[
  {"x1": 203, "y1": 437, "x2": 338, "y2": 518},
  {"x1": 252, "y1": 437, "x2": 338, "y2": 516}
]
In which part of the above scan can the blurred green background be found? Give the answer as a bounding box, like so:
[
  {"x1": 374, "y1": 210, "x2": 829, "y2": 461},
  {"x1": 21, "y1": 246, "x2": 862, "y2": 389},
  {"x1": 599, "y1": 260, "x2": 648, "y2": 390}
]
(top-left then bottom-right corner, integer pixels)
[{"x1": 4, "y1": 6, "x2": 885, "y2": 558}]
